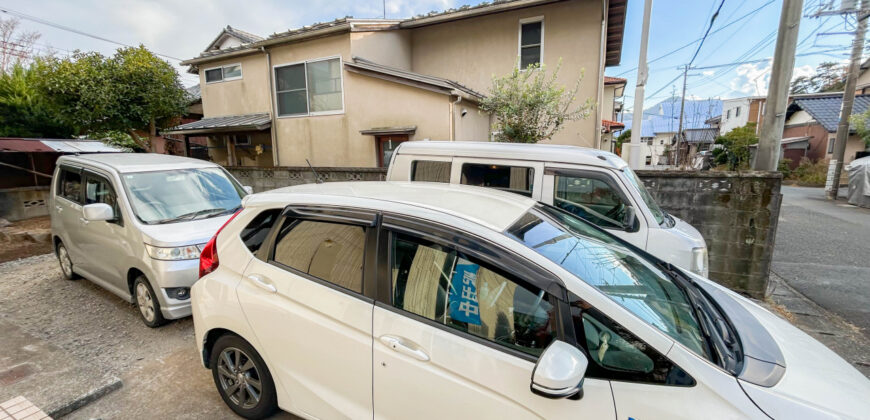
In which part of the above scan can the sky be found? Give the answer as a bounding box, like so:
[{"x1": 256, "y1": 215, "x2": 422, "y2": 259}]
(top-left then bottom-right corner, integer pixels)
[{"x1": 1, "y1": 0, "x2": 859, "y2": 112}]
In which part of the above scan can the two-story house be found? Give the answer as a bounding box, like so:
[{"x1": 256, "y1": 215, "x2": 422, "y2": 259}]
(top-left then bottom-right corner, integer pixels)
[{"x1": 165, "y1": 0, "x2": 628, "y2": 168}]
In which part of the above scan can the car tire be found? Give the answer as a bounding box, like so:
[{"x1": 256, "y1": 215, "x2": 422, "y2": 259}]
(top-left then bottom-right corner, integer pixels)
[
  {"x1": 133, "y1": 275, "x2": 167, "y2": 328},
  {"x1": 210, "y1": 334, "x2": 278, "y2": 420},
  {"x1": 56, "y1": 241, "x2": 80, "y2": 280}
]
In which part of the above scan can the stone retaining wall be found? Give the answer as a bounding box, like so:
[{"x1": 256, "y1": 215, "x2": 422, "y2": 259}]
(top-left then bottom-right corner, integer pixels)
[
  {"x1": 636, "y1": 170, "x2": 782, "y2": 297},
  {"x1": 227, "y1": 167, "x2": 782, "y2": 297}
]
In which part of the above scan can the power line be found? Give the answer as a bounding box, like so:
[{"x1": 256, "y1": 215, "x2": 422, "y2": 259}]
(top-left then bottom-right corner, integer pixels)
[
  {"x1": 615, "y1": 0, "x2": 776, "y2": 77},
  {"x1": 688, "y1": 0, "x2": 726, "y2": 66},
  {"x1": 0, "y1": 6, "x2": 186, "y2": 62}
]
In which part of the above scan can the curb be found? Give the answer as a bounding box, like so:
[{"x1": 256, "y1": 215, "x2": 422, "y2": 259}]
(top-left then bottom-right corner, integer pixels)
[{"x1": 47, "y1": 376, "x2": 123, "y2": 418}]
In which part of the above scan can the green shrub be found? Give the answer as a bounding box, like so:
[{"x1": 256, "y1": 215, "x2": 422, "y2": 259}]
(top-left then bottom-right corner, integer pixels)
[
  {"x1": 791, "y1": 157, "x2": 827, "y2": 186},
  {"x1": 777, "y1": 158, "x2": 793, "y2": 178}
]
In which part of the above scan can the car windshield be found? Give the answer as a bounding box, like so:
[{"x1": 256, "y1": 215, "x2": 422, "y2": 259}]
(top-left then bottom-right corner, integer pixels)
[
  {"x1": 507, "y1": 205, "x2": 712, "y2": 361},
  {"x1": 122, "y1": 168, "x2": 245, "y2": 224},
  {"x1": 621, "y1": 166, "x2": 667, "y2": 226}
]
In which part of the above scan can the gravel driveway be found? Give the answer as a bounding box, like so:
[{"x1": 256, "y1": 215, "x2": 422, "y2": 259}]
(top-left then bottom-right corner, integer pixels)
[{"x1": 0, "y1": 254, "x2": 294, "y2": 419}]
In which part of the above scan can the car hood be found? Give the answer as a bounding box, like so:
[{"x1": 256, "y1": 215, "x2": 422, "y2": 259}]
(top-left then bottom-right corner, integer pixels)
[
  {"x1": 734, "y1": 296, "x2": 870, "y2": 419},
  {"x1": 668, "y1": 215, "x2": 706, "y2": 249},
  {"x1": 138, "y1": 214, "x2": 232, "y2": 247},
  {"x1": 689, "y1": 274, "x2": 870, "y2": 419}
]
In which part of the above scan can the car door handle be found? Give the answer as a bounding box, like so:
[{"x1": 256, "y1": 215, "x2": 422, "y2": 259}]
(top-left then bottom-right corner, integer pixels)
[
  {"x1": 56, "y1": 205, "x2": 63, "y2": 213},
  {"x1": 379, "y1": 335, "x2": 430, "y2": 362},
  {"x1": 247, "y1": 274, "x2": 276, "y2": 293},
  {"x1": 79, "y1": 217, "x2": 89, "y2": 225}
]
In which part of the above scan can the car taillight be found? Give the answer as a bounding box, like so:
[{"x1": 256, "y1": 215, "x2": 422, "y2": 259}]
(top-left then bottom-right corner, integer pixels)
[{"x1": 199, "y1": 209, "x2": 241, "y2": 278}]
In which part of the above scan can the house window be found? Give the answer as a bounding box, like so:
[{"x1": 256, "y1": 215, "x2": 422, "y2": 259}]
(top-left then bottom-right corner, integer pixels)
[
  {"x1": 735, "y1": 106, "x2": 741, "y2": 117},
  {"x1": 519, "y1": 18, "x2": 543, "y2": 69},
  {"x1": 828, "y1": 138, "x2": 835, "y2": 154},
  {"x1": 231, "y1": 134, "x2": 251, "y2": 146},
  {"x1": 204, "y1": 63, "x2": 243, "y2": 83},
  {"x1": 274, "y1": 57, "x2": 343, "y2": 117},
  {"x1": 726, "y1": 109, "x2": 731, "y2": 119},
  {"x1": 645, "y1": 156, "x2": 652, "y2": 165}
]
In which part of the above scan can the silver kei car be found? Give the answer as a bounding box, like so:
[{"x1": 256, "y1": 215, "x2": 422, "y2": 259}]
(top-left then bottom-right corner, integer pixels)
[{"x1": 50, "y1": 153, "x2": 249, "y2": 327}]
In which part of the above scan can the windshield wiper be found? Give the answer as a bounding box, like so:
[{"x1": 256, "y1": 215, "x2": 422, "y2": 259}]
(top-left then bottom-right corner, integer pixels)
[
  {"x1": 152, "y1": 207, "x2": 231, "y2": 224},
  {"x1": 657, "y1": 262, "x2": 741, "y2": 373}
]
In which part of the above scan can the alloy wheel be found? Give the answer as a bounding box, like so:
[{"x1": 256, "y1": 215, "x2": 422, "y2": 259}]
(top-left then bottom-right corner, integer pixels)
[
  {"x1": 217, "y1": 347, "x2": 263, "y2": 409},
  {"x1": 58, "y1": 245, "x2": 72, "y2": 277},
  {"x1": 136, "y1": 282, "x2": 156, "y2": 322}
]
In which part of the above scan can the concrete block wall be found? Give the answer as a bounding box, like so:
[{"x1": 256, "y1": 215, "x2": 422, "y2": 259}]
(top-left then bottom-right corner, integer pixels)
[
  {"x1": 0, "y1": 187, "x2": 50, "y2": 222},
  {"x1": 227, "y1": 167, "x2": 387, "y2": 193},
  {"x1": 227, "y1": 166, "x2": 781, "y2": 298},
  {"x1": 636, "y1": 170, "x2": 782, "y2": 298}
]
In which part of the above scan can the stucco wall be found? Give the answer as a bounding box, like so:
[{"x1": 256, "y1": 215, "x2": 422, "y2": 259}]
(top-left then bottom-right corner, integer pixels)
[
  {"x1": 720, "y1": 98, "x2": 750, "y2": 135},
  {"x1": 454, "y1": 102, "x2": 491, "y2": 141},
  {"x1": 409, "y1": 0, "x2": 604, "y2": 148},
  {"x1": 350, "y1": 30, "x2": 412, "y2": 70},
  {"x1": 200, "y1": 53, "x2": 271, "y2": 117}
]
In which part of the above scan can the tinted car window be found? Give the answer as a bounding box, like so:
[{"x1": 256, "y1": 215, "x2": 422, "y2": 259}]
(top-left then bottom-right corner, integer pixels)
[
  {"x1": 411, "y1": 161, "x2": 451, "y2": 183},
  {"x1": 569, "y1": 293, "x2": 694, "y2": 386},
  {"x1": 272, "y1": 219, "x2": 365, "y2": 293},
  {"x1": 554, "y1": 172, "x2": 629, "y2": 229},
  {"x1": 460, "y1": 163, "x2": 534, "y2": 196},
  {"x1": 85, "y1": 174, "x2": 120, "y2": 223},
  {"x1": 58, "y1": 168, "x2": 82, "y2": 203},
  {"x1": 391, "y1": 231, "x2": 556, "y2": 356},
  {"x1": 242, "y1": 209, "x2": 280, "y2": 255}
]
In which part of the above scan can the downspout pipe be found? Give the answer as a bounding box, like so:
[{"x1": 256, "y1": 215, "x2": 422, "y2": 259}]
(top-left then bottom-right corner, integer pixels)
[
  {"x1": 262, "y1": 46, "x2": 279, "y2": 166},
  {"x1": 450, "y1": 93, "x2": 462, "y2": 141}
]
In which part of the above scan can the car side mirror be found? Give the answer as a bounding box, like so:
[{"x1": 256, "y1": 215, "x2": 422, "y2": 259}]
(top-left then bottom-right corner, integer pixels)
[
  {"x1": 82, "y1": 203, "x2": 114, "y2": 222},
  {"x1": 531, "y1": 340, "x2": 588, "y2": 399},
  {"x1": 243, "y1": 186, "x2": 254, "y2": 194},
  {"x1": 622, "y1": 206, "x2": 637, "y2": 232}
]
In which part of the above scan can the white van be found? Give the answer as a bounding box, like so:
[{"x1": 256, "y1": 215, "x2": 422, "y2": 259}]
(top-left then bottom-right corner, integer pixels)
[{"x1": 387, "y1": 141, "x2": 708, "y2": 276}]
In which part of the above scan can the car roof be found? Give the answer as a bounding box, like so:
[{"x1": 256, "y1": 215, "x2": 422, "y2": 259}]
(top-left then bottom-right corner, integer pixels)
[
  {"x1": 248, "y1": 181, "x2": 536, "y2": 232},
  {"x1": 58, "y1": 153, "x2": 220, "y2": 173},
  {"x1": 393, "y1": 141, "x2": 627, "y2": 169}
]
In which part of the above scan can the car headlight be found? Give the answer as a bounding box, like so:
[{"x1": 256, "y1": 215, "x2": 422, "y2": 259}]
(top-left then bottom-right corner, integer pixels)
[
  {"x1": 144, "y1": 244, "x2": 204, "y2": 261},
  {"x1": 691, "y1": 247, "x2": 708, "y2": 277}
]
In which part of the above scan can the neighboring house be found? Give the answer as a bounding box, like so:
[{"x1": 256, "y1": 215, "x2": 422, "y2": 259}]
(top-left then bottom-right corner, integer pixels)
[
  {"x1": 856, "y1": 58, "x2": 870, "y2": 95},
  {"x1": 780, "y1": 93, "x2": 870, "y2": 168},
  {"x1": 600, "y1": 75, "x2": 626, "y2": 153},
  {"x1": 152, "y1": 85, "x2": 209, "y2": 157},
  {"x1": 166, "y1": 0, "x2": 628, "y2": 167},
  {"x1": 719, "y1": 96, "x2": 765, "y2": 135}
]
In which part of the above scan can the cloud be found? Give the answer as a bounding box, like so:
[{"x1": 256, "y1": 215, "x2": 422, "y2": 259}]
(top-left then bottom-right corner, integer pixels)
[
  {"x1": 9, "y1": 0, "x2": 468, "y2": 85},
  {"x1": 728, "y1": 60, "x2": 772, "y2": 96}
]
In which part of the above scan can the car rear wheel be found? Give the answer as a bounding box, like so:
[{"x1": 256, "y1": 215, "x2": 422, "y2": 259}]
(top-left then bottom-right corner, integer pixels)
[
  {"x1": 210, "y1": 334, "x2": 278, "y2": 419},
  {"x1": 56, "y1": 241, "x2": 79, "y2": 280},
  {"x1": 133, "y1": 275, "x2": 167, "y2": 328}
]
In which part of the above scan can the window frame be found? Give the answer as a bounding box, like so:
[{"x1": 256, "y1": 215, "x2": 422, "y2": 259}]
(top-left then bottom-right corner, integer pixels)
[
  {"x1": 203, "y1": 62, "x2": 243, "y2": 84},
  {"x1": 377, "y1": 213, "x2": 572, "y2": 363},
  {"x1": 518, "y1": 16, "x2": 545, "y2": 70},
  {"x1": 459, "y1": 162, "x2": 536, "y2": 197},
  {"x1": 257, "y1": 205, "x2": 380, "y2": 301},
  {"x1": 410, "y1": 159, "x2": 452, "y2": 183},
  {"x1": 273, "y1": 55, "x2": 345, "y2": 118},
  {"x1": 82, "y1": 170, "x2": 123, "y2": 226},
  {"x1": 56, "y1": 165, "x2": 83, "y2": 205}
]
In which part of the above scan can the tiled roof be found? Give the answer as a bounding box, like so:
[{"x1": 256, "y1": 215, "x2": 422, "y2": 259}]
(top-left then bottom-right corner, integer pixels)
[
  {"x1": 162, "y1": 113, "x2": 271, "y2": 135},
  {"x1": 601, "y1": 119, "x2": 625, "y2": 133},
  {"x1": 185, "y1": 84, "x2": 201, "y2": 102},
  {"x1": 604, "y1": 76, "x2": 627, "y2": 85},
  {"x1": 225, "y1": 26, "x2": 264, "y2": 44},
  {"x1": 789, "y1": 94, "x2": 870, "y2": 132},
  {"x1": 683, "y1": 128, "x2": 718, "y2": 143}
]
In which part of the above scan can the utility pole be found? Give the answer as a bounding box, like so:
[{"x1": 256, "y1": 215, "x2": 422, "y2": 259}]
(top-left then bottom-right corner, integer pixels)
[
  {"x1": 628, "y1": 0, "x2": 653, "y2": 170},
  {"x1": 826, "y1": 0, "x2": 866, "y2": 200},
  {"x1": 754, "y1": 0, "x2": 804, "y2": 171},
  {"x1": 674, "y1": 65, "x2": 689, "y2": 167}
]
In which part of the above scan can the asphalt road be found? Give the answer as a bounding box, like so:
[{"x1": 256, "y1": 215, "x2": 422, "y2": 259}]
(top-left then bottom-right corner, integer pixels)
[{"x1": 772, "y1": 186, "x2": 870, "y2": 339}]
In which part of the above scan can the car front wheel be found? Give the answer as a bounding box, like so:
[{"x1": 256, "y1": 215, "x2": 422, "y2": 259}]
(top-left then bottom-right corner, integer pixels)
[
  {"x1": 133, "y1": 275, "x2": 167, "y2": 328},
  {"x1": 210, "y1": 334, "x2": 278, "y2": 419},
  {"x1": 56, "y1": 241, "x2": 80, "y2": 280}
]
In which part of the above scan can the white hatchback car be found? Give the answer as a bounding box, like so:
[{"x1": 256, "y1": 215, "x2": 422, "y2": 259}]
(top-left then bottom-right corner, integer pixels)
[{"x1": 192, "y1": 182, "x2": 870, "y2": 420}]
